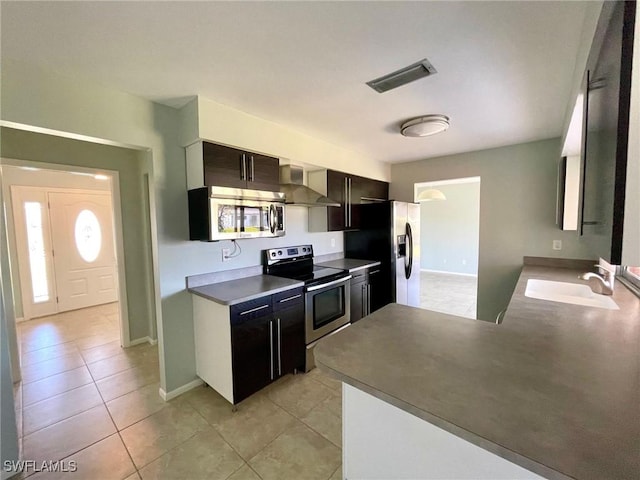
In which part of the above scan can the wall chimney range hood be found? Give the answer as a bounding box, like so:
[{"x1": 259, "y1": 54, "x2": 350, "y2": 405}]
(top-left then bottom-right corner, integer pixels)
[{"x1": 280, "y1": 165, "x2": 340, "y2": 207}]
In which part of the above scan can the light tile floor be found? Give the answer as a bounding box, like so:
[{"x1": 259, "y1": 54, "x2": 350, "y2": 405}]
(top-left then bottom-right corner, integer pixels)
[
  {"x1": 420, "y1": 271, "x2": 477, "y2": 319},
  {"x1": 13, "y1": 302, "x2": 343, "y2": 480}
]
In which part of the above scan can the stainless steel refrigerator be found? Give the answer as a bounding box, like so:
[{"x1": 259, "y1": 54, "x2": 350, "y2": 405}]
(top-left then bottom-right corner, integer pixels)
[{"x1": 345, "y1": 201, "x2": 420, "y2": 308}]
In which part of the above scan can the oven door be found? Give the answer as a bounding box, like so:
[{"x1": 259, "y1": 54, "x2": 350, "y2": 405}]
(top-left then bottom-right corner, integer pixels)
[{"x1": 305, "y1": 277, "x2": 351, "y2": 344}]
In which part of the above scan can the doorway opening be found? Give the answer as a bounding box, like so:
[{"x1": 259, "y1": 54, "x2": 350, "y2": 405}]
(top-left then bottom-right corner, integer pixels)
[
  {"x1": 3, "y1": 165, "x2": 128, "y2": 346},
  {"x1": 414, "y1": 177, "x2": 480, "y2": 319}
]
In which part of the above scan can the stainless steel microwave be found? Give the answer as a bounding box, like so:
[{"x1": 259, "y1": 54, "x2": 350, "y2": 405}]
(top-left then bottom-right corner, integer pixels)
[{"x1": 188, "y1": 186, "x2": 285, "y2": 241}]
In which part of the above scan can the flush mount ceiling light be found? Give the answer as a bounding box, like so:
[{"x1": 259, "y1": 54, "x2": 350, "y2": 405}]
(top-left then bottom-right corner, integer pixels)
[
  {"x1": 400, "y1": 115, "x2": 450, "y2": 138},
  {"x1": 417, "y1": 189, "x2": 447, "y2": 202}
]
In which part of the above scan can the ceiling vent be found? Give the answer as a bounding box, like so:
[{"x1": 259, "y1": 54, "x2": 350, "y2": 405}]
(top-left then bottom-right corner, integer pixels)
[{"x1": 366, "y1": 58, "x2": 437, "y2": 93}]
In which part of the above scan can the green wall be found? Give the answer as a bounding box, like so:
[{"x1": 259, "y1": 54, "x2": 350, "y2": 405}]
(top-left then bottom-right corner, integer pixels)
[
  {"x1": 1, "y1": 128, "x2": 155, "y2": 341},
  {"x1": 391, "y1": 138, "x2": 594, "y2": 322},
  {"x1": 0, "y1": 59, "x2": 192, "y2": 392}
]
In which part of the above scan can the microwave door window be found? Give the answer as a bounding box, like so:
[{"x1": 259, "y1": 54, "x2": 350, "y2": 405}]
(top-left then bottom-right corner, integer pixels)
[
  {"x1": 218, "y1": 205, "x2": 241, "y2": 233},
  {"x1": 242, "y1": 206, "x2": 269, "y2": 233}
]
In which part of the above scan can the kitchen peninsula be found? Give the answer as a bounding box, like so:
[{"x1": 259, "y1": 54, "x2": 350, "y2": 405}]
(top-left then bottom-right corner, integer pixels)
[{"x1": 314, "y1": 263, "x2": 640, "y2": 480}]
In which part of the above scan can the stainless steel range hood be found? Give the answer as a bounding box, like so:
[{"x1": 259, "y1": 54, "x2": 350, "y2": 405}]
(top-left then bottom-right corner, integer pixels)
[{"x1": 280, "y1": 165, "x2": 340, "y2": 207}]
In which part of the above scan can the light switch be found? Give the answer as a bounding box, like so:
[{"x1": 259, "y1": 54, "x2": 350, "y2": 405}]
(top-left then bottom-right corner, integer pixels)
[{"x1": 552, "y1": 240, "x2": 562, "y2": 250}]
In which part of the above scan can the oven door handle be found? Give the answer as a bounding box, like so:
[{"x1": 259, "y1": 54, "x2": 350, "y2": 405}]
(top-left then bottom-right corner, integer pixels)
[{"x1": 306, "y1": 275, "x2": 352, "y2": 292}]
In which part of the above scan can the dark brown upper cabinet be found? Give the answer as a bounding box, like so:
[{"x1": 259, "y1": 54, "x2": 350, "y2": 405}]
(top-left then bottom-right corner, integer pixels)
[
  {"x1": 308, "y1": 169, "x2": 389, "y2": 231},
  {"x1": 186, "y1": 141, "x2": 280, "y2": 192},
  {"x1": 579, "y1": 1, "x2": 635, "y2": 265}
]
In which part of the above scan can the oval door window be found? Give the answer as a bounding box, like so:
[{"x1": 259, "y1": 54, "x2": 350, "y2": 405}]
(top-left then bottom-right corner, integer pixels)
[{"x1": 74, "y1": 209, "x2": 102, "y2": 262}]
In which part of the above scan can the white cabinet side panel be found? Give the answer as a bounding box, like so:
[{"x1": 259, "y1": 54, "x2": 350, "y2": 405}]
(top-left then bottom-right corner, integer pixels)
[
  {"x1": 186, "y1": 141, "x2": 204, "y2": 190},
  {"x1": 343, "y1": 384, "x2": 543, "y2": 480},
  {"x1": 563, "y1": 155, "x2": 581, "y2": 230},
  {"x1": 192, "y1": 295, "x2": 233, "y2": 403}
]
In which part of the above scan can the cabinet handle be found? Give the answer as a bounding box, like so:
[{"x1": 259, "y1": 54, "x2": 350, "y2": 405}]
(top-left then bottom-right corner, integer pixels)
[
  {"x1": 250, "y1": 156, "x2": 255, "y2": 182},
  {"x1": 344, "y1": 177, "x2": 348, "y2": 227},
  {"x1": 369, "y1": 269, "x2": 380, "y2": 275},
  {"x1": 278, "y1": 294, "x2": 302, "y2": 303},
  {"x1": 367, "y1": 284, "x2": 371, "y2": 315},
  {"x1": 239, "y1": 304, "x2": 269, "y2": 316},
  {"x1": 240, "y1": 154, "x2": 247, "y2": 181},
  {"x1": 348, "y1": 178, "x2": 352, "y2": 227},
  {"x1": 277, "y1": 318, "x2": 282, "y2": 376},
  {"x1": 362, "y1": 284, "x2": 366, "y2": 317},
  {"x1": 269, "y1": 320, "x2": 274, "y2": 380}
]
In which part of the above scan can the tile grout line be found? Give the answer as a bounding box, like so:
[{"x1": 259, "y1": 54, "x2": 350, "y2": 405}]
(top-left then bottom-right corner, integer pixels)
[
  {"x1": 186, "y1": 397, "x2": 261, "y2": 474},
  {"x1": 85, "y1": 342, "x2": 141, "y2": 480}
]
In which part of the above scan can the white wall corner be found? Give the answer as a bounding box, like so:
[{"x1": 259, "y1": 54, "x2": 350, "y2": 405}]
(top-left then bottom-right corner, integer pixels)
[
  {"x1": 159, "y1": 378, "x2": 203, "y2": 402},
  {"x1": 178, "y1": 96, "x2": 200, "y2": 147}
]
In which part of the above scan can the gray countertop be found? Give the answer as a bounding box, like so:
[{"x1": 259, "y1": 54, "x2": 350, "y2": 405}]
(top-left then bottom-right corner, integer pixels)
[
  {"x1": 316, "y1": 258, "x2": 381, "y2": 272},
  {"x1": 189, "y1": 275, "x2": 304, "y2": 305},
  {"x1": 314, "y1": 265, "x2": 640, "y2": 480}
]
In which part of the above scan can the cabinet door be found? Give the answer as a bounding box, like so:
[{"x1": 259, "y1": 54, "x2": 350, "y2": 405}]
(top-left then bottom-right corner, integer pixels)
[
  {"x1": 231, "y1": 299, "x2": 274, "y2": 403},
  {"x1": 326, "y1": 170, "x2": 348, "y2": 231},
  {"x1": 247, "y1": 153, "x2": 280, "y2": 192},
  {"x1": 203, "y1": 142, "x2": 247, "y2": 189},
  {"x1": 362, "y1": 179, "x2": 389, "y2": 202},
  {"x1": 350, "y1": 278, "x2": 366, "y2": 323},
  {"x1": 275, "y1": 301, "x2": 305, "y2": 376},
  {"x1": 368, "y1": 266, "x2": 388, "y2": 313},
  {"x1": 580, "y1": 1, "x2": 632, "y2": 264}
]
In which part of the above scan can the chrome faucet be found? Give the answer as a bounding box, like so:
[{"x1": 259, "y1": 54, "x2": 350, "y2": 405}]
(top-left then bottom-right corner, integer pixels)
[{"x1": 580, "y1": 265, "x2": 614, "y2": 295}]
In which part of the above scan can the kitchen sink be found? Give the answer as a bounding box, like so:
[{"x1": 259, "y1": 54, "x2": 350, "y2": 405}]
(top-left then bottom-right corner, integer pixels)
[{"x1": 524, "y1": 279, "x2": 619, "y2": 310}]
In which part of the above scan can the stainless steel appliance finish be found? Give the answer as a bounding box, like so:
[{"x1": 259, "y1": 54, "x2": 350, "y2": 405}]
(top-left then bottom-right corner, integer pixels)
[
  {"x1": 344, "y1": 201, "x2": 420, "y2": 308},
  {"x1": 394, "y1": 202, "x2": 420, "y2": 306},
  {"x1": 263, "y1": 245, "x2": 351, "y2": 371},
  {"x1": 188, "y1": 186, "x2": 285, "y2": 241},
  {"x1": 279, "y1": 165, "x2": 340, "y2": 207}
]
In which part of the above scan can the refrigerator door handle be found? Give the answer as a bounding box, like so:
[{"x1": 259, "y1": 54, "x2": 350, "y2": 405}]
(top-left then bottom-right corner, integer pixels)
[{"x1": 405, "y1": 222, "x2": 413, "y2": 280}]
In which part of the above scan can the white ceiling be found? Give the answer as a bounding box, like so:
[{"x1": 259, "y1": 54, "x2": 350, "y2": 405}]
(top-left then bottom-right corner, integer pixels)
[{"x1": 1, "y1": 1, "x2": 591, "y2": 164}]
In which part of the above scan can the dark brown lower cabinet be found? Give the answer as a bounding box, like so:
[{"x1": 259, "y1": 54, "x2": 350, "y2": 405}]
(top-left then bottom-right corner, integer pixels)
[
  {"x1": 230, "y1": 288, "x2": 304, "y2": 403},
  {"x1": 275, "y1": 299, "x2": 305, "y2": 376},
  {"x1": 350, "y1": 271, "x2": 367, "y2": 323},
  {"x1": 350, "y1": 266, "x2": 384, "y2": 323},
  {"x1": 367, "y1": 266, "x2": 386, "y2": 313},
  {"x1": 230, "y1": 303, "x2": 273, "y2": 404}
]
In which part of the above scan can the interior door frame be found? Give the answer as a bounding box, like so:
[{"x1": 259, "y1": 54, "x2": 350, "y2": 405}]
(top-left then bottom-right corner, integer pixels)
[{"x1": 4, "y1": 163, "x2": 132, "y2": 348}]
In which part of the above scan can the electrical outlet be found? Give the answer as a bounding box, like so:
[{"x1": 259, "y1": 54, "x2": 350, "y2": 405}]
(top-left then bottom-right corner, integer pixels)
[
  {"x1": 222, "y1": 248, "x2": 231, "y2": 262},
  {"x1": 330, "y1": 238, "x2": 336, "y2": 248},
  {"x1": 552, "y1": 240, "x2": 562, "y2": 250},
  {"x1": 462, "y1": 259, "x2": 467, "y2": 265}
]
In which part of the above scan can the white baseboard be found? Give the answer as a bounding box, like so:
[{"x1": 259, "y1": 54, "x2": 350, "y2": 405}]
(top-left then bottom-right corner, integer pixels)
[
  {"x1": 159, "y1": 378, "x2": 204, "y2": 401},
  {"x1": 421, "y1": 268, "x2": 477, "y2": 278},
  {"x1": 128, "y1": 336, "x2": 157, "y2": 347}
]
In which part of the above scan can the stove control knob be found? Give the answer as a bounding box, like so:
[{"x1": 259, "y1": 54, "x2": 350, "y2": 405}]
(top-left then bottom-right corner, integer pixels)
[
  {"x1": 277, "y1": 250, "x2": 282, "y2": 256},
  {"x1": 270, "y1": 251, "x2": 276, "y2": 257}
]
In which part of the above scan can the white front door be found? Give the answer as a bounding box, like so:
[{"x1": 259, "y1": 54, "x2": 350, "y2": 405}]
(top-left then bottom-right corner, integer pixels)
[{"x1": 48, "y1": 191, "x2": 118, "y2": 313}]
